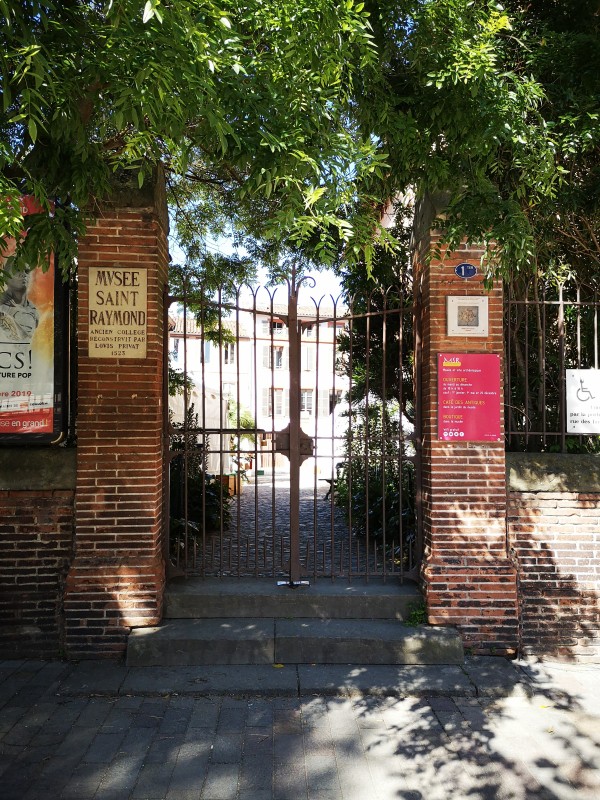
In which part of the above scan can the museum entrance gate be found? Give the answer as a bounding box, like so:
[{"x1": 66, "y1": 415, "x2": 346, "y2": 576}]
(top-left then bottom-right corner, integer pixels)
[{"x1": 164, "y1": 271, "x2": 421, "y2": 584}]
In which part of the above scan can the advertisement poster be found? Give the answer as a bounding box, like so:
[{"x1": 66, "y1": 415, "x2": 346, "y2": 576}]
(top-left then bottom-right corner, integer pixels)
[
  {"x1": 0, "y1": 199, "x2": 56, "y2": 437},
  {"x1": 438, "y1": 353, "x2": 502, "y2": 442},
  {"x1": 566, "y1": 369, "x2": 600, "y2": 433}
]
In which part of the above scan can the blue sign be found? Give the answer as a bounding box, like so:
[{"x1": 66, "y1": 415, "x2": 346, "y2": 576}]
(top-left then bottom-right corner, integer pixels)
[{"x1": 454, "y1": 263, "x2": 478, "y2": 279}]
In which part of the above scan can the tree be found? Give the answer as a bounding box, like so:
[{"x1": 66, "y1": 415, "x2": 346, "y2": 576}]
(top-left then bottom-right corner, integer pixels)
[
  {"x1": 173, "y1": 1, "x2": 600, "y2": 285},
  {"x1": 336, "y1": 215, "x2": 414, "y2": 417},
  {"x1": 502, "y1": 1, "x2": 600, "y2": 281},
  {"x1": 3, "y1": 2, "x2": 597, "y2": 285},
  {"x1": 335, "y1": 0, "x2": 600, "y2": 281},
  {"x1": 0, "y1": 0, "x2": 387, "y2": 276}
]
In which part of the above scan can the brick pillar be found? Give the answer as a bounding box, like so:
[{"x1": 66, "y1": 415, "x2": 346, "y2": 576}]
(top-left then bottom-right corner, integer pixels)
[
  {"x1": 64, "y1": 171, "x2": 168, "y2": 658},
  {"x1": 414, "y1": 198, "x2": 518, "y2": 655}
]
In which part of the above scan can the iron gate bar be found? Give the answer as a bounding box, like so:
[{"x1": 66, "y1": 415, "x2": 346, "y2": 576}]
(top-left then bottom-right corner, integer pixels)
[
  {"x1": 267, "y1": 289, "x2": 277, "y2": 580},
  {"x1": 165, "y1": 278, "x2": 421, "y2": 581},
  {"x1": 505, "y1": 278, "x2": 600, "y2": 452},
  {"x1": 558, "y1": 284, "x2": 566, "y2": 452},
  {"x1": 284, "y1": 272, "x2": 302, "y2": 585},
  {"x1": 396, "y1": 288, "x2": 405, "y2": 577},
  {"x1": 364, "y1": 294, "x2": 371, "y2": 578},
  {"x1": 310, "y1": 298, "x2": 321, "y2": 584},
  {"x1": 162, "y1": 286, "x2": 171, "y2": 572},
  {"x1": 327, "y1": 297, "x2": 338, "y2": 581}
]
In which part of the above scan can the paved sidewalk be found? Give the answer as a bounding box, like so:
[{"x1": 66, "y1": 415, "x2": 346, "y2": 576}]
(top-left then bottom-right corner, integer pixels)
[{"x1": 1, "y1": 657, "x2": 599, "y2": 799}]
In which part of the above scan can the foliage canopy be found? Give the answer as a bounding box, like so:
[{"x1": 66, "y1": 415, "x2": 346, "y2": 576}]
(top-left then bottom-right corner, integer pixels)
[
  {"x1": 1, "y1": 1, "x2": 598, "y2": 282},
  {"x1": 0, "y1": 0, "x2": 384, "y2": 275},
  {"x1": 350, "y1": 0, "x2": 600, "y2": 279}
]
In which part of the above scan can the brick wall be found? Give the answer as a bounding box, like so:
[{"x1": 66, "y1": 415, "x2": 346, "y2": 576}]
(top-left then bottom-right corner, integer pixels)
[
  {"x1": 414, "y1": 200, "x2": 518, "y2": 654},
  {"x1": 0, "y1": 450, "x2": 75, "y2": 658},
  {"x1": 507, "y1": 454, "x2": 600, "y2": 662},
  {"x1": 64, "y1": 173, "x2": 169, "y2": 658}
]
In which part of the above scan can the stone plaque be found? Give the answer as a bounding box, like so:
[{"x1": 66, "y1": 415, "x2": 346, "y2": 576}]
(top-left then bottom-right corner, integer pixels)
[{"x1": 88, "y1": 266, "x2": 148, "y2": 358}]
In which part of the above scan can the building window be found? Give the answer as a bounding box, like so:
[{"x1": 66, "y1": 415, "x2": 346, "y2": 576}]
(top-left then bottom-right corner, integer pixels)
[
  {"x1": 262, "y1": 387, "x2": 289, "y2": 417},
  {"x1": 300, "y1": 389, "x2": 313, "y2": 415},
  {"x1": 203, "y1": 340, "x2": 211, "y2": 364},
  {"x1": 171, "y1": 337, "x2": 180, "y2": 360},
  {"x1": 263, "y1": 345, "x2": 286, "y2": 370},
  {"x1": 318, "y1": 389, "x2": 343, "y2": 416},
  {"x1": 329, "y1": 389, "x2": 343, "y2": 414},
  {"x1": 262, "y1": 319, "x2": 286, "y2": 336},
  {"x1": 303, "y1": 324, "x2": 314, "y2": 338},
  {"x1": 302, "y1": 346, "x2": 315, "y2": 371},
  {"x1": 223, "y1": 342, "x2": 235, "y2": 365}
]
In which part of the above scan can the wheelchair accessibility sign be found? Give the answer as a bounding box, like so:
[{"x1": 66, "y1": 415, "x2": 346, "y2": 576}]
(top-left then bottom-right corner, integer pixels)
[{"x1": 566, "y1": 369, "x2": 600, "y2": 433}]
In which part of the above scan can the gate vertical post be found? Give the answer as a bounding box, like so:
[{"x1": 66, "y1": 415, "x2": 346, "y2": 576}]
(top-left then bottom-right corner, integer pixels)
[
  {"x1": 414, "y1": 195, "x2": 518, "y2": 655},
  {"x1": 287, "y1": 280, "x2": 302, "y2": 584},
  {"x1": 64, "y1": 169, "x2": 169, "y2": 658}
]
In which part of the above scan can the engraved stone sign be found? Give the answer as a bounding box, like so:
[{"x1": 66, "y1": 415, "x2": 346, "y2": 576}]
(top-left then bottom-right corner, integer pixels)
[{"x1": 88, "y1": 267, "x2": 148, "y2": 358}]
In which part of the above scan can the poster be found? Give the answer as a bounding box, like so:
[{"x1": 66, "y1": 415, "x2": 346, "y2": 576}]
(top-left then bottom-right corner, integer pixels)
[
  {"x1": 438, "y1": 353, "x2": 502, "y2": 442},
  {"x1": 0, "y1": 199, "x2": 56, "y2": 436},
  {"x1": 566, "y1": 369, "x2": 600, "y2": 433}
]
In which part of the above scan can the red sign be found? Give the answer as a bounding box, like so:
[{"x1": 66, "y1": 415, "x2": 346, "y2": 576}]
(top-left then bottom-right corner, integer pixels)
[{"x1": 438, "y1": 353, "x2": 502, "y2": 442}]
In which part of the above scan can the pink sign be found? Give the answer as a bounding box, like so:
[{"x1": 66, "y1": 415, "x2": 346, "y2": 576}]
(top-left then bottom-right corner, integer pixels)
[{"x1": 438, "y1": 353, "x2": 502, "y2": 442}]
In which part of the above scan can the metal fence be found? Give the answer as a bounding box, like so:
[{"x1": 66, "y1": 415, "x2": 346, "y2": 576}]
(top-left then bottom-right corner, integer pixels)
[
  {"x1": 164, "y1": 278, "x2": 420, "y2": 582},
  {"x1": 504, "y1": 276, "x2": 600, "y2": 452}
]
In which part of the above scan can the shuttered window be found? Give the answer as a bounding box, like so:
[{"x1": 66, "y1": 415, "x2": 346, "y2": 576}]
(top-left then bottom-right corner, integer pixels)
[
  {"x1": 300, "y1": 389, "x2": 313, "y2": 415},
  {"x1": 263, "y1": 345, "x2": 287, "y2": 369},
  {"x1": 262, "y1": 388, "x2": 289, "y2": 417}
]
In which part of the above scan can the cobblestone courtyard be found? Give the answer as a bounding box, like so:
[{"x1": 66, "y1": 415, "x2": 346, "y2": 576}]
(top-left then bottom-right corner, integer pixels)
[{"x1": 196, "y1": 478, "x2": 407, "y2": 579}]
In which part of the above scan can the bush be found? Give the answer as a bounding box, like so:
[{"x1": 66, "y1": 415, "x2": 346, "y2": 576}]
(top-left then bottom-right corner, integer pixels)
[
  {"x1": 335, "y1": 401, "x2": 416, "y2": 546},
  {"x1": 169, "y1": 406, "x2": 231, "y2": 560}
]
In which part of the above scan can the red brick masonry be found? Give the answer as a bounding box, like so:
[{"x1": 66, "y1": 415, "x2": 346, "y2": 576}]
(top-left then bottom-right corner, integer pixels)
[
  {"x1": 414, "y1": 222, "x2": 520, "y2": 655},
  {"x1": 0, "y1": 488, "x2": 74, "y2": 657},
  {"x1": 63, "y1": 179, "x2": 169, "y2": 659},
  {"x1": 508, "y1": 486, "x2": 600, "y2": 662}
]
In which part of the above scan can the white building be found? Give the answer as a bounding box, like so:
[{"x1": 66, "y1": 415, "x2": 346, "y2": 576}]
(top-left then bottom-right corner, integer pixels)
[{"x1": 168, "y1": 299, "x2": 350, "y2": 481}]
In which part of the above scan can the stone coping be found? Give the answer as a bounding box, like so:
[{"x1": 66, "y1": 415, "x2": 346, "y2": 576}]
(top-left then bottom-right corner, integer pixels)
[
  {"x1": 507, "y1": 451, "x2": 600, "y2": 493},
  {"x1": 2, "y1": 447, "x2": 599, "y2": 494},
  {"x1": 0, "y1": 446, "x2": 76, "y2": 491}
]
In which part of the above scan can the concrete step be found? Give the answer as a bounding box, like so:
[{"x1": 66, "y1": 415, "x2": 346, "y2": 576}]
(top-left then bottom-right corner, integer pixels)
[
  {"x1": 126, "y1": 618, "x2": 464, "y2": 667},
  {"x1": 127, "y1": 619, "x2": 274, "y2": 667},
  {"x1": 164, "y1": 577, "x2": 420, "y2": 621},
  {"x1": 275, "y1": 619, "x2": 464, "y2": 665}
]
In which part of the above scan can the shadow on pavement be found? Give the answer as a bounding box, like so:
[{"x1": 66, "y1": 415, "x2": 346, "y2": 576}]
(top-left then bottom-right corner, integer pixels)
[{"x1": 0, "y1": 657, "x2": 598, "y2": 799}]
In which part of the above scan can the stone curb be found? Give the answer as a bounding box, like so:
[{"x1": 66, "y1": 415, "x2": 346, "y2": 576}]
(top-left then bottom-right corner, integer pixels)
[{"x1": 42, "y1": 656, "x2": 534, "y2": 700}]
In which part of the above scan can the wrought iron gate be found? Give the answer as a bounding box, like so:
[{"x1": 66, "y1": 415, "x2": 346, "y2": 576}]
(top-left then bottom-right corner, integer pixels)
[{"x1": 164, "y1": 271, "x2": 421, "y2": 583}]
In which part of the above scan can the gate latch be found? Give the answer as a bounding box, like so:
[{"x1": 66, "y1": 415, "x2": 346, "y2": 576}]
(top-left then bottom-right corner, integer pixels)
[{"x1": 274, "y1": 423, "x2": 314, "y2": 464}]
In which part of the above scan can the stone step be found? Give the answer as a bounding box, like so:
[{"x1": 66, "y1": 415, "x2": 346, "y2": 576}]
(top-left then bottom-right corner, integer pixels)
[
  {"x1": 164, "y1": 577, "x2": 420, "y2": 621},
  {"x1": 126, "y1": 618, "x2": 464, "y2": 667},
  {"x1": 127, "y1": 619, "x2": 273, "y2": 667},
  {"x1": 275, "y1": 619, "x2": 464, "y2": 665}
]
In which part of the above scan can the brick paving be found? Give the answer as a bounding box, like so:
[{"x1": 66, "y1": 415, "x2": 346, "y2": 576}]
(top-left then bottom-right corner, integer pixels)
[{"x1": 1, "y1": 658, "x2": 599, "y2": 799}]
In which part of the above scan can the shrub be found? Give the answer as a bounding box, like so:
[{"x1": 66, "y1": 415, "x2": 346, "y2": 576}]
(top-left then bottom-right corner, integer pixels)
[
  {"x1": 169, "y1": 406, "x2": 231, "y2": 560},
  {"x1": 335, "y1": 401, "x2": 416, "y2": 548}
]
